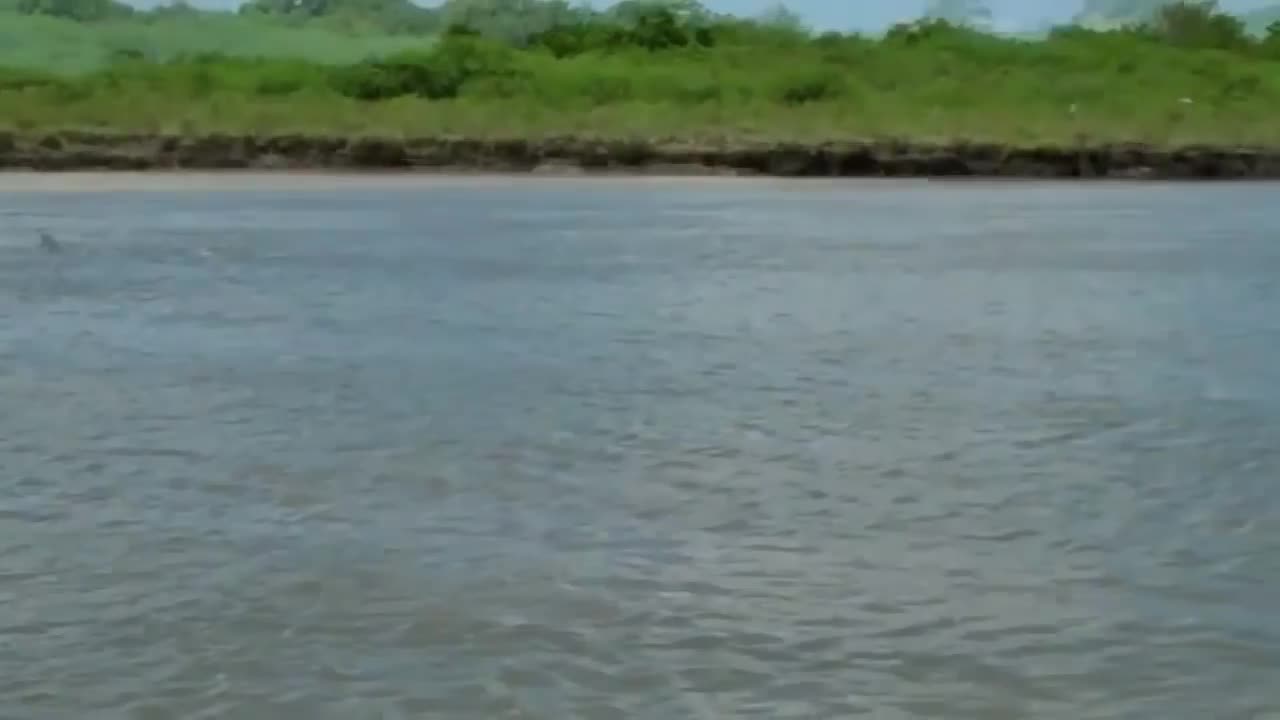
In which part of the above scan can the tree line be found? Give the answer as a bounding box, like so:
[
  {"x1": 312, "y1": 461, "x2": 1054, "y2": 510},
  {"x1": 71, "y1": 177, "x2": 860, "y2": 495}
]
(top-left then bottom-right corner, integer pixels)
[{"x1": 10, "y1": 0, "x2": 1280, "y2": 46}]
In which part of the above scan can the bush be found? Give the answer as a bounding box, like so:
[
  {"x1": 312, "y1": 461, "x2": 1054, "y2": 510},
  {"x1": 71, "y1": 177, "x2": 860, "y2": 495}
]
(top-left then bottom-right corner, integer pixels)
[
  {"x1": 526, "y1": 22, "x2": 620, "y2": 57},
  {"x1": 0, "y1": 66, "x2": 68, "y2": 91},
  {"x1": 1262, "y1": 21, "x2": 1280, "y2": 58},
  {"x1": 330, "y1": 35, "x2": 523, "y2": 99},
  {"x1": 525, "y1": 7, "x2": 714, "y2": 57},
  {"x1": 1143, "y1": 1, "x2": 1248, "y2": 50},
  {"x1": 772, "y1": 67, "x2": 844, "y2": 104}
]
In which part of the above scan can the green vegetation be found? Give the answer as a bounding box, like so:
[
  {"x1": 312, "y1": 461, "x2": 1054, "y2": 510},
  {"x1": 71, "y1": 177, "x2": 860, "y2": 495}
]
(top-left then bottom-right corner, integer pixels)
[
  {"x1": 0, "y1": 12, "x2": 423, "y2": 71},
  {"x1": 2, "y1": 0, "x2": 1280, "y2": 148},
  {"x1": 1075, "y1": 0, "x2": 1280, "y2": 34}
]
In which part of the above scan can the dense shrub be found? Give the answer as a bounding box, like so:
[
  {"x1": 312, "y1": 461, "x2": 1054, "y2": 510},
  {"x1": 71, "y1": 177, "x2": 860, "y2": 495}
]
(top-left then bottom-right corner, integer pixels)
[
  {"x1": 772, "y1": 67, "x2": 845, "y2": 105},
  {"x1": 526, "y1": 5, "x2": 714, "y2": 56},
  {"x1": 0, "y1": 66, "x2": 67, "y2": 91},
  {"x1": 1144, "y1": 0, "x2": 1249, "y2": 50},
  {"x1": 330, "y1": 35, "x2": 522, "y2": 99}
]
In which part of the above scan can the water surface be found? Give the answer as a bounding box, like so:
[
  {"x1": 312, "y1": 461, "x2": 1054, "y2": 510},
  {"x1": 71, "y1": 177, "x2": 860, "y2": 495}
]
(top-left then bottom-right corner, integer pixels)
[{"x1": 2, "y1": 175, "x2": 1279, "y2": 719}]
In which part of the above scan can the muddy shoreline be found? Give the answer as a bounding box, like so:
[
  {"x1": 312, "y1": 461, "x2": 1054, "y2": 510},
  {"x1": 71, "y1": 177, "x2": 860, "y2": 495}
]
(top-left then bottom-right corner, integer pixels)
[{"x1": 3, "y1": 131, "x2": 1280, "y2": 179}]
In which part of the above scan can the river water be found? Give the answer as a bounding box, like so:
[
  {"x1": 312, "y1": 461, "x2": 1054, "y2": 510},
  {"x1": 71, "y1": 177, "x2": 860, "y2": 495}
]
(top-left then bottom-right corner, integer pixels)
[{"x1": 2, "y1": 175, "x2": 1278, "y2": 719}]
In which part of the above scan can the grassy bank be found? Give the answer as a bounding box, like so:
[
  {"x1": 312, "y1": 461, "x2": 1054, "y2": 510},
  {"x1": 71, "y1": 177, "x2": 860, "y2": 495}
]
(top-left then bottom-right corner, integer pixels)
[
  {"x1": 2, "y1": 1, "x2": 1280, "y2": 160},
  {"x1": 0, "y1": 12, "x2": 424, "y2": 73}
]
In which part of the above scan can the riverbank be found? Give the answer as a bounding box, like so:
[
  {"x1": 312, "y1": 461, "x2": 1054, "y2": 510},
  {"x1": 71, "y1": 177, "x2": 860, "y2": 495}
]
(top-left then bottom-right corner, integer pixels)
[
  {"x1": 3, "y1": 132, "x2": 1280, "y2": 178},
  {"x1": 6, "y1": 8, "x2": 1280, "y2": 176}
]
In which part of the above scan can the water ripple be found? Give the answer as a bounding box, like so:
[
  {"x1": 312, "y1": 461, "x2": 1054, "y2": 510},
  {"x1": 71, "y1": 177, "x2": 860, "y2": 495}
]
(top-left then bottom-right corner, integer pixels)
[{"x1": 2, "y1": 178, "x2": 1279, "y2": 718}]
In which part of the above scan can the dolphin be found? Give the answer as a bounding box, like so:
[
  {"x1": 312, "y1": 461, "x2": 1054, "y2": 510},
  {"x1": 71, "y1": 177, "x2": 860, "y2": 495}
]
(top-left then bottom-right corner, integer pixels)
[{"x1": 38, "y1": 231, "x2": 62, "y2": 254}]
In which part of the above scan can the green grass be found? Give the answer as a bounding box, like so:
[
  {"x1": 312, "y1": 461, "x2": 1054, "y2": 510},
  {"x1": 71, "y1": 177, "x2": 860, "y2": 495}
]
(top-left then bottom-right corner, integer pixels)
[
  {"x1": 0, "y1": 12, "x2": 424, "y2": 73},
  {"x1": 2, "y1": 6, "x2": 1280, "y2": 147}
]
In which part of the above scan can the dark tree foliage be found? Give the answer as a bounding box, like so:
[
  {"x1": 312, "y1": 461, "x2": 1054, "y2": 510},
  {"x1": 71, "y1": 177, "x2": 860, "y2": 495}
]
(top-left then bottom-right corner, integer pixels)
[
  {"x1": 525, "y1": 3, "x2": 714, "y2": 56},
  {"x1": 433, "y1": 0, "x2": 591, "y2": 45},
  {"x1": 330, "y1": 34, "x2": 524, "y2": 100},
  {"x1": 1142, "y1": 1, "x2": 1248, "y2": 49}
]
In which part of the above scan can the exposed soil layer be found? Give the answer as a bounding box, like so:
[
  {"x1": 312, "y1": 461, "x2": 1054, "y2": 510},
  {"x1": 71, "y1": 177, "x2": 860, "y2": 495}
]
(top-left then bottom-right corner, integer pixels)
[{"x1": 3, "y1": 132, "x2": 1280, "y2": 178}]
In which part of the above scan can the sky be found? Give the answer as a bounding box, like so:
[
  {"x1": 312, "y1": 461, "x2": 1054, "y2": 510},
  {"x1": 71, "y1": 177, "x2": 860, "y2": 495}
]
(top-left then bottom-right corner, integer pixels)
[{"x1": 136, "y1": 0, "x2": 1279, "y2": 30}]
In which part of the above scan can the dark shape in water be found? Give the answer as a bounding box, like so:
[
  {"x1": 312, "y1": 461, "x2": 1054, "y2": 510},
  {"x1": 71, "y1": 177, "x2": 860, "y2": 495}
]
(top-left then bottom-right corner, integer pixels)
[{"x1": 38, "y1": 231, "x2": 62, "y2": 254}]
